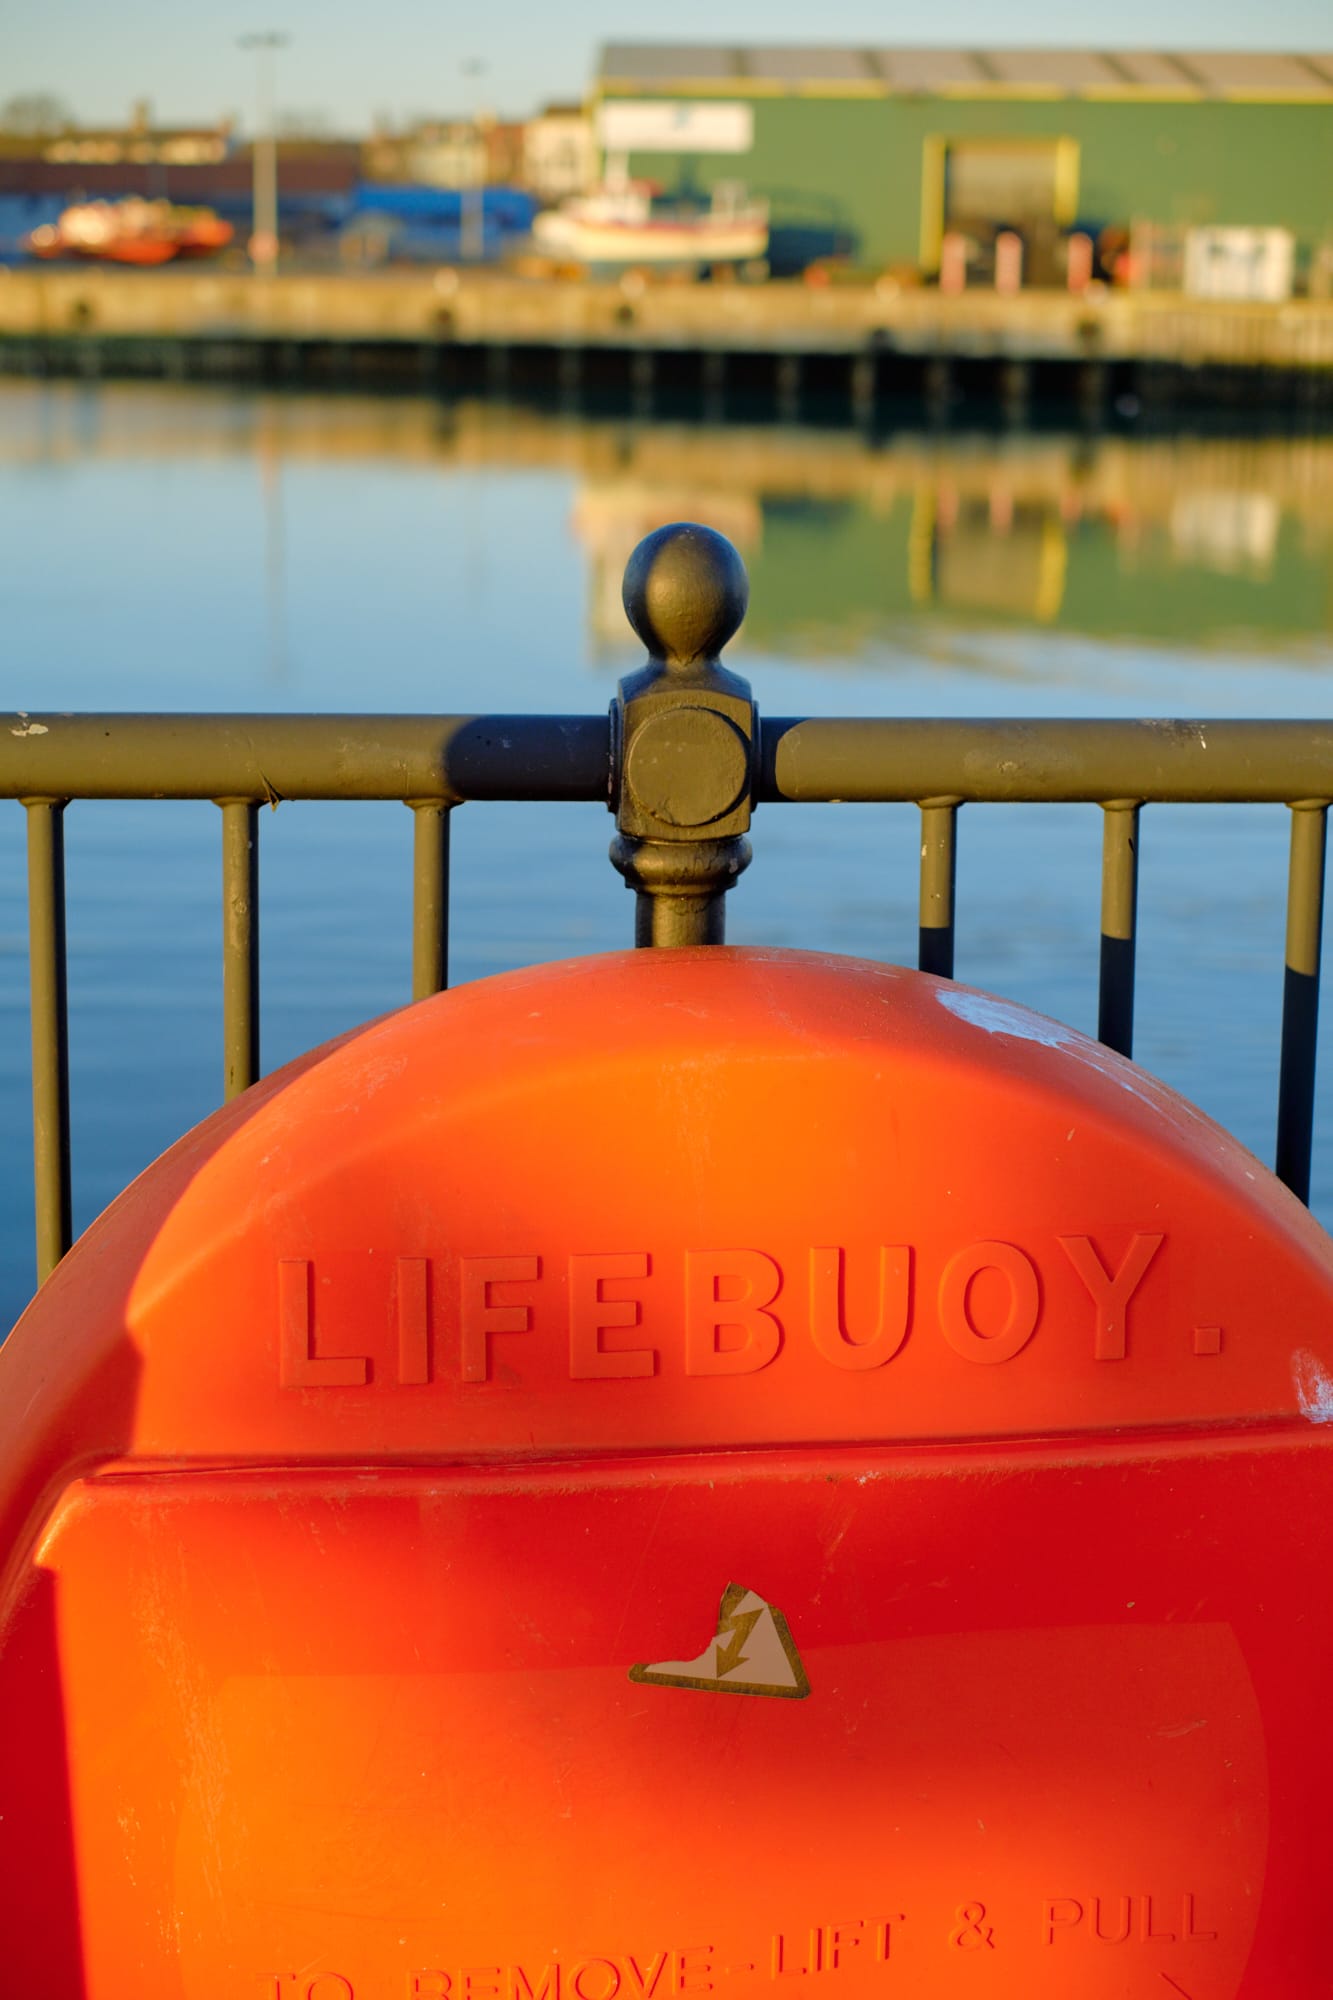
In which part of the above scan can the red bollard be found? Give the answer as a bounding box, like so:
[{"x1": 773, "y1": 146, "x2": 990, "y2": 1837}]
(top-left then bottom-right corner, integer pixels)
[
  {"x1": 1067, "y1": 230, "x2": 1094, "y2": 292},
  {"x1": 939, "y1": 230, "x2": 967, "y2": 294},
  {"x1": 995, "y1": 230, "x2": 1023, "y2": 294}
]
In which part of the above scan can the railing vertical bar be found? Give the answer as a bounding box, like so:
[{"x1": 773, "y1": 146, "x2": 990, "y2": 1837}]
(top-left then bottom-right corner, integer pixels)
[
  {"x1": 1276, "y1": 801, "x2": 1328, "y2": 1203},
  {"x1": 24, "y1": 798, "x2": 72, "y2": 1282},
  {"x1": 1098, "y1": 802, "x2": 1141, "y2": 1058},
  {"x1": 220, "y1": 800, "x2": 260, "y2": 1099},
  {"x1": 918, "y1": 800, "x2": 958, "y2": 978},
  {"x1": 411, "y1": 802, "x2": 451, "y2": 998}
]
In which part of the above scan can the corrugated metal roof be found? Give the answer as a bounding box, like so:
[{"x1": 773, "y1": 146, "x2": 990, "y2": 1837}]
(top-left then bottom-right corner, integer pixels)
[
  {"x1": 598, "y1": 42, "x2": 1333, "y2": 98},
  {"x1": 600, "y1": 43, "x2": 739, "y2": 81},
  {"x1": 1179, "y1": 50, "x2": 1333, "y2": 92},
  {"x1": 742, "y1": 46, "x2": 876, "y2": 82},
  {"x1": 984, "y1": 50, "x2": 1127, "y2": 88},
  {"x1": 1102, "y1": 51, "x2": 1208, "y2": 89},
  {"x1": 869, "y1": 49, "x2": 990, "y2": 90}
]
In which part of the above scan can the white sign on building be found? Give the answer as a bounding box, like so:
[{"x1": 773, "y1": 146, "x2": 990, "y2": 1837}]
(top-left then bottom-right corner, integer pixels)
[
  {"x1": 596, "y1": 100, "x2": 754, "y2": 155},
  {"x1": 1183, "y1": 227, "x2": 1295, "y2": 303}
]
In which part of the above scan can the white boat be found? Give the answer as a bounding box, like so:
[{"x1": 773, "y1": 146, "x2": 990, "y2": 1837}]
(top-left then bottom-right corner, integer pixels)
[{"x1": 533, "y1": 167, "x2": 767, "y2": 272}]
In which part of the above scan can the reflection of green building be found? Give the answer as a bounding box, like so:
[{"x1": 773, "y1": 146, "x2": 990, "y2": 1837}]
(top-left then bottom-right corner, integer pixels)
[
  {"x1": 572, "y1": 430, "x2": 1333, "y2": 657},
  {"x1": 594, "y1": 44, "x2": 1333, "y2": 277},
  {"x1": 738, "y1": 496, "x2": 1332, "y2": 657}
]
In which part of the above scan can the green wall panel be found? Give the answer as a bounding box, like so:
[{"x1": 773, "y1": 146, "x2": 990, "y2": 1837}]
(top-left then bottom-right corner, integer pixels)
[{"x1": 617, "y1": 97, "x2": 1333, "y2": 268}]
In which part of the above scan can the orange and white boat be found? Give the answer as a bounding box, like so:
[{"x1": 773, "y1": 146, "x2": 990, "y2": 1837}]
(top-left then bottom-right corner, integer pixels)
[{"x1": 25, "y1": 197, "x2": 233, "y2": 266}]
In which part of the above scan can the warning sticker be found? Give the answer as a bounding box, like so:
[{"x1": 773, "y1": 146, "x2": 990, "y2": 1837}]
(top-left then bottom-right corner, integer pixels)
[{"x1": 630, "y1": 1583, "x2": 811, "y2": 1700}]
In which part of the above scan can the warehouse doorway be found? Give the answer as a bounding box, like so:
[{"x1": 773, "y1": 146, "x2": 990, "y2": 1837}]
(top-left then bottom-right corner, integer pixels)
[{"x1": 924, "y1": 136, "x2": 1078, "y2": 286}]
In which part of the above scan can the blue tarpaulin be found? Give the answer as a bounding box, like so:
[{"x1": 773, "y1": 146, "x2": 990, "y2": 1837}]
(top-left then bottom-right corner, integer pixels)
[
  {"x1": 0, "y1": 196, "x2": 66, "y2": 261},
  {"x1": 349, "y1": 183, "x2": 537, "y2": 229}
]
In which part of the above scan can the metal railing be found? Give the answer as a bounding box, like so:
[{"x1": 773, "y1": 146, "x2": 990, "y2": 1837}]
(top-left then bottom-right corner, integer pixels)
[{"x1": 4, "y1": 524, "x2": 1330, "y2": 1294}]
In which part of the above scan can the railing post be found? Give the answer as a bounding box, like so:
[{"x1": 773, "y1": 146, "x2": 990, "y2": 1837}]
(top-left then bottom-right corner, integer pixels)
[
  {"x1": 218, "y1": 799, "x2": 260, "y2": 1099},
  {"x1": 1276, "y1": 801, "x2": 1328, "y2": 1203},
  {"x1": 409, "y1": 799, "x2": 452, "y2": 998},
  {"x1": 918, "y1": 799, "x2": 959, "y2": 978},
  {"x1": 1098, "y1": 801, "x2": 1141, "y2": 1058},
  {"x1": 609, "y1": 524, "x2": 756, "y2": 946},
  {"x1": 24, "y1": 796, "x2": 72, "y2": 1282}
]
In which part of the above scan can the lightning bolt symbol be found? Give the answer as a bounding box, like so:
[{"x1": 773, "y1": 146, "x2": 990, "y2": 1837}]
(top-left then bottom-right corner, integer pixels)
[{"x1": 714, "y1": 1605, "x2": 764, "y2": 1678}]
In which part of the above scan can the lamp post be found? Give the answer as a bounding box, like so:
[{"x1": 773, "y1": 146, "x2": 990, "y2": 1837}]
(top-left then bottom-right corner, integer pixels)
[
  {"x1": 239, "y1": 31, "x2": 288, "y2": 276},
  {"x1": 460, "y1": 58, "x2": 486, "y2": 264}
]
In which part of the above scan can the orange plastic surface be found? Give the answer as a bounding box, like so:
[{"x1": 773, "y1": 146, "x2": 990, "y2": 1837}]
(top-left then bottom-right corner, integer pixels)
[{"x1": 2, "y1": 947, "x2": 1332, "y2": 1997}]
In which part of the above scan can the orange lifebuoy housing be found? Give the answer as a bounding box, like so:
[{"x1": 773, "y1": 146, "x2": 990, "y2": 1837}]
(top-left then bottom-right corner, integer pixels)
[{"x1": 2, "y1": 947, "x2": 1332, "y2": 1997}]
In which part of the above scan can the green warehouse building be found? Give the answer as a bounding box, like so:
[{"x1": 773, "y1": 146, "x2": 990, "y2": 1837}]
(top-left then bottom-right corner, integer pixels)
[{"x1": 592, "y1": 44, "x2": 1333, "y2": 283}]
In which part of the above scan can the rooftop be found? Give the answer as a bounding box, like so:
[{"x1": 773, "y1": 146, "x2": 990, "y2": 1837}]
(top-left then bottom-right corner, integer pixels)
[{"x1": 598, "y1": 43, "x2": 1333, "y2": 100}]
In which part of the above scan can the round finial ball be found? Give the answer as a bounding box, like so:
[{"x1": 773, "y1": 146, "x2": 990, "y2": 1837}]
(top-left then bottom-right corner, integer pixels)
[{"x1": 622, "y1": 522, "x2": 749, "y2": 666}]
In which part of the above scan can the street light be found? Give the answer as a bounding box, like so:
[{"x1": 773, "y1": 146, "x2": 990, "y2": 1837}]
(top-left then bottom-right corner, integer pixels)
[
  {"x1": 239, "y1": 31, "x2": 288, "y2": 276},
  {"x1": 460, "y1": 58, "x2": 486, "y2": 265}
]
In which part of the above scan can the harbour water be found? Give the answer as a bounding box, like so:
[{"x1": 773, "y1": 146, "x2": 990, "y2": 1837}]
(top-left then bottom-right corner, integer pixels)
[{"x1": 3, "y1": 379, "x2": 1332, "y2": 1330}]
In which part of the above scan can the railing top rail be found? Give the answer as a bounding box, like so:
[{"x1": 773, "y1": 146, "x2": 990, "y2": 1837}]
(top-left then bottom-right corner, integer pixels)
[
  {"x1": 1, "y1": 714, "x2": 611, "y2": 804},
  {"x1": 6, "y1": 712, "x2": 1333, "y2": 807},
  {"x1": 761, "y1": 719, "x2": 1333, "y2": 805}
]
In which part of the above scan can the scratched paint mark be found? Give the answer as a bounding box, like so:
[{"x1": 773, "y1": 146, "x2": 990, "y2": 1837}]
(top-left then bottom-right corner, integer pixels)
[
  {"x1": 935, "y1": 987, "x2": 1070, "y2": 1049},
  {"x1": 935, "y1": 984, "x2": 1206, "y2": 1117},
  {"x1": 9, "y1": 719, "x2": 49, "y2": 737},
  {"x1": 1161, "y1": 1976, "x2": 1193, "y2": 1997},
  {"x1": 1293, "y1": 1348, "x2": 1333, "y2": 1423}
]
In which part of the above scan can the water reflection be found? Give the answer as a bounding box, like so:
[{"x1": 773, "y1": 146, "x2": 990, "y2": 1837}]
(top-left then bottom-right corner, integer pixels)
[
  {"x1": 3, "y1": 379, "x2": 1333, "y2": 1330},
  {"x1": 3, "y1": 382, "x2": 1330, "y2": 665},
  {"x1": 568, "y1": 428, "x2": 1332, "y2": 656}
]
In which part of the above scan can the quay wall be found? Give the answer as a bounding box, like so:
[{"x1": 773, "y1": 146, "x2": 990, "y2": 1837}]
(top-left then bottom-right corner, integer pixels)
[{"x1": 2, "y1": 272, "x2": 1331, "y2": 413}]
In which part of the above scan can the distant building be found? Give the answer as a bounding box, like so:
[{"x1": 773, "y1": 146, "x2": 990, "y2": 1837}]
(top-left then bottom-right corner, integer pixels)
[
  {"x1": 0, "y1": 105, "x2": 359, "y2": 215},
  {"x1": 522, "y1": 106, "x2": 595, "y2": 201},
  {"x1": 594, "y1": 44, "x2": 1333, "y2": 282},
  {"x1": 486, "y1": 121, "x2": 528, "y2": 187},
  {"x1": 361, "y1": 114, "x2": 528, "y2": 190},
  {"x1": 0, "y1": 101, "x2": 232, "y2": 168},
  {"x1": 364, "y1": 119, "x2": 488, "y2": 189}
]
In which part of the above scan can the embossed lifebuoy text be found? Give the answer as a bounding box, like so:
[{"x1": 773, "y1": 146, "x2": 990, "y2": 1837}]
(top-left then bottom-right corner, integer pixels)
[{"x1": 274, "y1": 1230, "x2": 1204, "y2": 1391}]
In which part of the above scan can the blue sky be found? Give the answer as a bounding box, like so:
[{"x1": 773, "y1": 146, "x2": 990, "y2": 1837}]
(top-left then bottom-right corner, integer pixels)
[{"x1": 7, "y1": 0, "x2": 1332, "y2": 132}]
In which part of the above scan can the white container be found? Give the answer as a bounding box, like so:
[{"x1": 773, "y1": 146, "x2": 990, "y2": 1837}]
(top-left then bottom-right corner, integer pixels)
[{"x1": 1183, "y1": 227, "x2": 1295, "y2": 303}]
